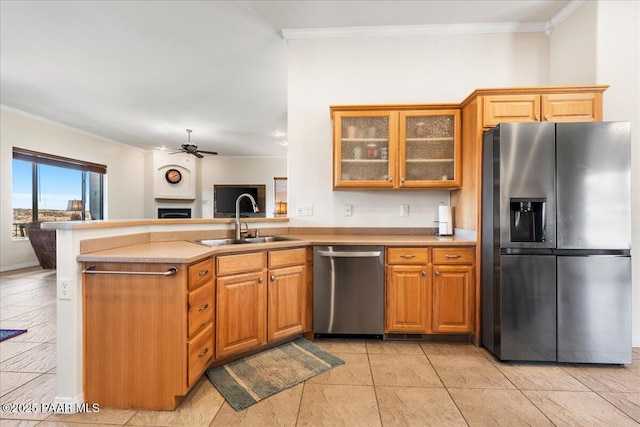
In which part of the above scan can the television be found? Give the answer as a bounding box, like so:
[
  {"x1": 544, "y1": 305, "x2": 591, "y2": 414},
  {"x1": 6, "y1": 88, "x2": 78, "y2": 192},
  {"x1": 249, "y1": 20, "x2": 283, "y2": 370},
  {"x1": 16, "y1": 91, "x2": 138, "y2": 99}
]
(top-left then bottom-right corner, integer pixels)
[{"x1": 214, "y1": 184, "x2": 266, "y2": 218}]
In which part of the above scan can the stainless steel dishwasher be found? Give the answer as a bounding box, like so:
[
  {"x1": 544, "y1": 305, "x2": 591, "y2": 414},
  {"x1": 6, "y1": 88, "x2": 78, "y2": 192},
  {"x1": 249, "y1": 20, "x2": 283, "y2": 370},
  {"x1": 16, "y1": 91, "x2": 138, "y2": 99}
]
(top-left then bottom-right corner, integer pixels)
[{"x1": 313, "y1": 245, "x2": 384, "y2": 338}]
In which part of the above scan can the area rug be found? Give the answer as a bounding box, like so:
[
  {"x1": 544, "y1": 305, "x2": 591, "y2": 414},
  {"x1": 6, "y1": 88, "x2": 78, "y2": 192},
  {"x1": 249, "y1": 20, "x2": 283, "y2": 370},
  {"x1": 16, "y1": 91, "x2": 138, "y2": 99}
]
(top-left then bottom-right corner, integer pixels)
[
  {"x1": 207, "y1": 337, "x2": 344, "y2": 411},
  {"x1": 0, "y1": 329, "x2": 27, "y2": 342}
]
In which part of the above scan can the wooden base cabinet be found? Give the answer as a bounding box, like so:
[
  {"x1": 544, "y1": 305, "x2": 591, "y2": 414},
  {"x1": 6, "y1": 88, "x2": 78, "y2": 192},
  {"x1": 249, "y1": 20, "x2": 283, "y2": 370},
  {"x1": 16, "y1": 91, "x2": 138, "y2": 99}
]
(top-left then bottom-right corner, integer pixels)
[
  {"x1": 83, "y1": 259, "x2": 214, "y2": 410},
  {"x1": 385, "y1": 248, "x2": 430, "y2": 333},
  {"x1": 385, "y1": 246, "x2": 475, "y2": 336},
  {"x1": 267, "y1": 248, "x2": 307, "y2": 341}
]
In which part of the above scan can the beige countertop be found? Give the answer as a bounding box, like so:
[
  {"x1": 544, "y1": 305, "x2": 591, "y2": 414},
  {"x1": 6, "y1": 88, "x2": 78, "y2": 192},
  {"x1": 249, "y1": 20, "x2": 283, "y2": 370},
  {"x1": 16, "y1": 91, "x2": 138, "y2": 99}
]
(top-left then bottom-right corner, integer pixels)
[{"x1": 77, "y1": 234, "x2": 476, "y2": 264}]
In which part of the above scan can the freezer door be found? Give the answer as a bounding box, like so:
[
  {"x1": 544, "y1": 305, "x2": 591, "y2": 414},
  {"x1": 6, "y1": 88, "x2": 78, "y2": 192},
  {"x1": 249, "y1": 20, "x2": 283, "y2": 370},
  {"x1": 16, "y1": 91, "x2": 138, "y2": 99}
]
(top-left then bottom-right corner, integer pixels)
[
  {"x1": 557, "y1": 256, "x2": 632, "y2": 364},
  {"x1": 499, "y1": 255, "x2": 556, "y2": 361},
  {"x1": 498, "y1": 123, "x2": 556, "y2": 249},
  {"x1": 556, "y1": 122, "x2": 631, "y2": 250}
]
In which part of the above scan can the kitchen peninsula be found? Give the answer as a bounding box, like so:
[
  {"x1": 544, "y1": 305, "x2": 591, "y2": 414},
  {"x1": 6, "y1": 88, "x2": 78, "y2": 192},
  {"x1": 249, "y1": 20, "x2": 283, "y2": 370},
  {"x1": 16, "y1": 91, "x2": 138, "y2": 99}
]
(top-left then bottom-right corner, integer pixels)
[{"x1": 44, "y1": 219, "x2": 475, "y2": 410}]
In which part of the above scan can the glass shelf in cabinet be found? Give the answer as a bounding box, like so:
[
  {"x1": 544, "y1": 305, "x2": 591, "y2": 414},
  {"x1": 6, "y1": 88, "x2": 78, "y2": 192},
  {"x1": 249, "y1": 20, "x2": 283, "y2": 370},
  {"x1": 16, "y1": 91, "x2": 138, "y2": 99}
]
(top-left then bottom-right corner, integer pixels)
[{"x1": 405, "y1": 158, "x2": 454, "y2": 163}]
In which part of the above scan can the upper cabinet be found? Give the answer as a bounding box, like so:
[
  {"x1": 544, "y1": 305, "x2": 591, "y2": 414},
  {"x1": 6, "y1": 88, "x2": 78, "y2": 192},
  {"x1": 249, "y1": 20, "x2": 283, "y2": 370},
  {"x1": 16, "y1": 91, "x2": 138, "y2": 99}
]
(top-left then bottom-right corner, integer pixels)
[
  {"x1": 331, "y1": 105, "x2": 461, "y2": 190},
  {"x1": 480, "y1": 88, "x2": 605, "y2": 128}
]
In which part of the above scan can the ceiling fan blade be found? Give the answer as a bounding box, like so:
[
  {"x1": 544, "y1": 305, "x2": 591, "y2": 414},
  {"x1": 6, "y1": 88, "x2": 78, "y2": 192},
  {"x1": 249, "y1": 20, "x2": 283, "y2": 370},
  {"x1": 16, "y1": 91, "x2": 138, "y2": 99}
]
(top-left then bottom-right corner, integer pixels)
[
  {"x1": 193, "y1": 152, "x2": 204, "y2": 159},
  {"x1": 197, "y1": 150, "x2": 219, "y2": 155}
]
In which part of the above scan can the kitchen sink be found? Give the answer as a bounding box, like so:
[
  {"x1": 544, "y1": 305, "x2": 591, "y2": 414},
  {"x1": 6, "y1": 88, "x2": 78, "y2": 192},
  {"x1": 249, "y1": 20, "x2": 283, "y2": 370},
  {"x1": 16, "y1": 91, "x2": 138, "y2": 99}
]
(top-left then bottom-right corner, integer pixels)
[{"x1": 192, "y1": 236, "x2": 299, "y2": 247}]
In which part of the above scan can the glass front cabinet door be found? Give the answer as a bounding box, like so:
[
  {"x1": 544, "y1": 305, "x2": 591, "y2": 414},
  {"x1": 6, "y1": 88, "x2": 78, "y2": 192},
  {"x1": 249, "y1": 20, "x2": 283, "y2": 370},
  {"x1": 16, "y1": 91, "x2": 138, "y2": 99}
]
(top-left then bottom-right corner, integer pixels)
[
  {"x1": 333, "y1": 111, "x2": 398, "y2": 189},
  {"x1": 399, "y1": 110, "x2": 461, "y2": 188},
  {"x1": 331, "y1": 107, "x2": 461, "y2": 190}
]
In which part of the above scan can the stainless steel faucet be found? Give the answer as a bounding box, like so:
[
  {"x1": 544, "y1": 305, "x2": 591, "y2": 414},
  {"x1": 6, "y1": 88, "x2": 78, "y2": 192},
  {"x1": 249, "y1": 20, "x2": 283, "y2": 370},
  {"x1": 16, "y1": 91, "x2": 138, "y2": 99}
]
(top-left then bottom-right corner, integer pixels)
[{"x1": 235, "y1": 193, "x2": 259, "y2": 239}]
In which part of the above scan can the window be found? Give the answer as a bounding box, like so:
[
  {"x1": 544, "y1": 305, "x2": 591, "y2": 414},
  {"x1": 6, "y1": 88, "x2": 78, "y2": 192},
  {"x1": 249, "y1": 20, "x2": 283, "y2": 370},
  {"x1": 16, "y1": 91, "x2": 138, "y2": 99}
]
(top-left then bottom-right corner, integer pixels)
[{"x1": 12, "y1": 148, "x2": 106, "y2": 238}]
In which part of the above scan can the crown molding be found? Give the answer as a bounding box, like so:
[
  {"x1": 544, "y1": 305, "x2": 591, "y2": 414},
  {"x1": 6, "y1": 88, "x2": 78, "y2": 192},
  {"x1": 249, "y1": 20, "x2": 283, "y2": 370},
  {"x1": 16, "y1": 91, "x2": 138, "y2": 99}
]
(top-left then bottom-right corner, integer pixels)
[
  {"x1": 545, "y1": 0, "x2": 586, "y2": 36},
  {"x1": 281, "y1": 21, "x2": 547, "y2": 40}
]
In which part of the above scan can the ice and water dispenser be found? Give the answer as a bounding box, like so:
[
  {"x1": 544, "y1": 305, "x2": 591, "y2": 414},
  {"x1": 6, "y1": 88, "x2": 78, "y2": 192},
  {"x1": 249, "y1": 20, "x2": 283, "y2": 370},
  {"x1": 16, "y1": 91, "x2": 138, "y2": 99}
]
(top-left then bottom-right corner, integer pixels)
[{"x1": 509, "y1": 198, "x2": 546, "y2": 242}]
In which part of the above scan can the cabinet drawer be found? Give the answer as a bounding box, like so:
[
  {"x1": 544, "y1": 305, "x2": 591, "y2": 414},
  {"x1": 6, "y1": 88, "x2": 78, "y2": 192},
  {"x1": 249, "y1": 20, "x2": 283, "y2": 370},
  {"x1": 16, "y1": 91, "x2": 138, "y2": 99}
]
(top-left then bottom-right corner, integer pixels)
[
  {"x1": 188, "y1": 258, "x2": 214, "y2": 291},
  {"x1": 268, "y1": 248, "x2": 306, "y2": 268},
  {"x1": 432, "y1": 247, "x2": 474, "y2": 264},
  {"x1": 187, "y1": 323, "x2": 214, "y2": 387},
  {"x1": 188, "y1": 281, "x2": 214, "y2": 338},
  {"x1": 387, "y1": 247, "x2": 429, "y2": 264},
  {"x1": 217, "y1": 251, "x2": 266, "y2": 276}
]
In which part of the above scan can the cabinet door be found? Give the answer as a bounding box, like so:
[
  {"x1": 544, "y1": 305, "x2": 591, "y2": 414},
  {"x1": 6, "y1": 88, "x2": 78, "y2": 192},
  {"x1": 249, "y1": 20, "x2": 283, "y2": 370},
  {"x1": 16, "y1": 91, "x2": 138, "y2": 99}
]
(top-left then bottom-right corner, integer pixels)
[
  {"x1": 482, "y1": 94, "x2": 540, "y2": 127},
  {"x1": 399, "y1": 110, "x2": 461, "y2": 188},
  {"x1": 432, "y1": 265, "x2": 473, "y2": 333},
  {"x1": 216, "y1": 271, "x2": 267, "y2": 359},
  {"x1": 333, "y1": 111, "x2": 398, "y2": 189},
  {"x1": 268, "y1": 265, "x2": 306, "y2": 341},
  {"x1": 541, "y1": 93, "x2": 602, "y2": 122},
  {"x1": 385, "y1": 264, "x2": 430, "y2": 333}
]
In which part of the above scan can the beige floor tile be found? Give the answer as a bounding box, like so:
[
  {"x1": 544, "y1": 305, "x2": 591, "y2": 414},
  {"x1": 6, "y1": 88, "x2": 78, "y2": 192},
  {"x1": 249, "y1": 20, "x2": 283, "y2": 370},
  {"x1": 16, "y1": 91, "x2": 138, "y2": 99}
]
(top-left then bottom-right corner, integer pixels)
[
  {"x1": 0, "y1": 420, "x2": 40, "y2": 426},
  {"x1": 376, "y1": 386, "x2": 466, "y2": 426},
  {"x1": 0, "y1": 342, "x2": 40, "y2": 363},
  {"x1": 13, "y1": 295, "x2": 57, "y2": 308},
  {"x1": 562, "y1": 365, "x2": 640, "y2": 392},
  {"x1": 127, "y1": 377, "x2": 224, "y2": 426},
  {"x1": 523, "y1": 390, "x2": 638, "y2": 426},
  {"x1": 297, "y1": 384, "x2": 381, "y2": 427},
  {"x1": 429, "y1": 354, "x2": 514, "y2": 389},
  {"x1": 420, "y1": 342, "x2": 482, "y2": 356},
  {"x1": 311, "y1": 339, "x2": 367, "y2": 354},
  {"x1": 306, "y1": 352, "x2": 373, "y2": 386},
  {"x1": 599, "y1": 392, "x2": 640, "y2": 423},
  {"x1": 0, "y1": 373, "x2": 56, "y2": 421},
  {"x1": 1, "y1": 343, "x2": 56, "y2": 373},
  {"x1": 0, "y1": 294, "x2": 37, "y2": 308},
  {"x1": 449, "y1": 388, "x2": 553, "y2": 426},
  {"x1": 369, "y1": 354, "x2": 442, "y2": 387},
  {"x1": 8, "y1": 323, "x2": 57, "y2": 344},
  {"x1": 626, "y1": 358, "x2": 640, "y2": 377},
  {"x1": 5, "y1": 307, "x2": 56, "y2": 324},
  {"x1": 35, "y1": 421, "x2": 118, "y2": 426},
  {"x1": 45, "y1": 405, "x2": 136, "y2": 425},
  {"x1": 633, "y1": 348, "x2": 640, "y2": 360},
  {"x1": 0, "y1": 320, "x2": 37, "y2": 330},
  {"x1": 0, "y1": 372, "x2": 40, "y2": 396},
  {"x1": 0, "y1": 306, "x2": 39, "y2": 322},
  {"x1": 210, "y1": 383, "x2": 303, "y2": 427},
  {"x1": 493, "y1": 362, "x2": 590, "y2": 391},
  {"x1": 366, "y1": 340, "x2": 424, "y2": 355}
]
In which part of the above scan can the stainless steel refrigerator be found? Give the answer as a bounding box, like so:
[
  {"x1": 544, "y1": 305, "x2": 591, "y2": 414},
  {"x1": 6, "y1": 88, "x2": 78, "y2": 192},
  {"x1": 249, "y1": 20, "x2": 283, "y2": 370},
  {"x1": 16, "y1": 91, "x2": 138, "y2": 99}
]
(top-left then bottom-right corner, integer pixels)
[{"x1": 481, "y1": 122, "x2": 632, "y2": 364}]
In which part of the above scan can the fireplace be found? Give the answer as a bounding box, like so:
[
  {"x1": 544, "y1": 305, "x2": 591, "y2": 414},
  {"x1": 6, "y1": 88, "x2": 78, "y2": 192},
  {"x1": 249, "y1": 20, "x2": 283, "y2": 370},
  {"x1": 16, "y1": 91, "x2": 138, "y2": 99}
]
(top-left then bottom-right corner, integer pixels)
[{"x1": 158, "y1": 208, "x2": 192, "y2": 219}]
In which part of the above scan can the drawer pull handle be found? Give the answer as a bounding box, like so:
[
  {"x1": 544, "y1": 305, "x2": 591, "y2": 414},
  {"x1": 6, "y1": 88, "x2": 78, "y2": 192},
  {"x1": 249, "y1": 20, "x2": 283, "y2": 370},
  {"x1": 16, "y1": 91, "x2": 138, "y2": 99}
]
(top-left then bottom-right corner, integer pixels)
[
  {"x1": 198, "y1": 347, "x2": 209, "y2": 358},
  {"x1": 198, "y1": 270, "x2": 209, "y2": 276},
  {"x1": 400, "y1": 254, "x2": 416, "y2": 259},
  {"x1": 445, "y1": 254, "x2": 461, "y2": 258},
  {"x1": 198, "y1": 303, "x2": 209, "y2": 312},
  {"x1": 435, "y1": 271, "x2": 441, "y2": 276}
]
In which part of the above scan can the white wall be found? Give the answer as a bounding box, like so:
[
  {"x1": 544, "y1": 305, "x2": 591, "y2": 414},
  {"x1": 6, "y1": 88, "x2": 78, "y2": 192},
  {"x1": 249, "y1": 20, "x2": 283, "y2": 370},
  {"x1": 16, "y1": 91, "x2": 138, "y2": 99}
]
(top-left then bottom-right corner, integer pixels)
[
  {"x1": 0, "y1": 107, "x2": 146, "y2": 271},
  {"x1": 287, "y1": 32, "x2": 550, "y2": 228},
  {"x1": 199, "y1": 156, "x2": 287, "y2": 218},
  {"x1": 550, "y1": 0, "x2": 640, "y2": 346}
]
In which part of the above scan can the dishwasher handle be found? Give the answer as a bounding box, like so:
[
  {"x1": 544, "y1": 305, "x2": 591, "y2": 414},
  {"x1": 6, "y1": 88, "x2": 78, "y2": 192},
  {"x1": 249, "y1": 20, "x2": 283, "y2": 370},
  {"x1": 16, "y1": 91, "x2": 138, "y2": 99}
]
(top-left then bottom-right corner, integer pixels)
[{"x1": 317, "y1": 250, "x2": 382, "y2": 258}]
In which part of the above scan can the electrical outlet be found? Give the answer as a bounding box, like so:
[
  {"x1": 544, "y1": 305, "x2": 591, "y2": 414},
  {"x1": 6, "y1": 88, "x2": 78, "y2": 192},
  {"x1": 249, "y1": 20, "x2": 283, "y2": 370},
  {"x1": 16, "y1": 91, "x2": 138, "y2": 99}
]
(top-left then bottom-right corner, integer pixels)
[
  {"x1": 296, "y1": 204, "x2": 313, "y2": 216},
  {"x1": 344, "y1": 204, "x2": 352, "y2": 217},
  {"x1": 400, "y1": 204, "x2": 409, "y2": 217},
  {"x1": 58, "y1": 280, "x2": 71, "y2": 300}
]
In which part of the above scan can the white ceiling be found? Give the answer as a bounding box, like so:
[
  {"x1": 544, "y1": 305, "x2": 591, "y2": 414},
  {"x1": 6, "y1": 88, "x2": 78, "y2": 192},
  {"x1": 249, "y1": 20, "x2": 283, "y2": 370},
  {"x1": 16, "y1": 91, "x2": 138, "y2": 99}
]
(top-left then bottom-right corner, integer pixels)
[{"x1": 0, "y1": 1, "x2": 571, "y2": 157}]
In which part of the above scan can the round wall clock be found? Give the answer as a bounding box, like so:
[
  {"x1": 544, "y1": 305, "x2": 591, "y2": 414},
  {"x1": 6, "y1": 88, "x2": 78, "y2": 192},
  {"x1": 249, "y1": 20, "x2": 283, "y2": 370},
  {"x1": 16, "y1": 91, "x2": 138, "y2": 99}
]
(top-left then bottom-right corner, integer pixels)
[{"x1": 165, "y1": 168, "x2": 182, "y2": 184}]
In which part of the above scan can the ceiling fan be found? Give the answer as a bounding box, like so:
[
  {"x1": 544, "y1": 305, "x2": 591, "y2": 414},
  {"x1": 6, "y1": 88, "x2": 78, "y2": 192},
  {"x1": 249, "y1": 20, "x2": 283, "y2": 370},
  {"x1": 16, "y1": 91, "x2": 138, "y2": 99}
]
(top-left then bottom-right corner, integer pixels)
[{"x1": 171, "y1": 129, "x2": 218, "y2": 158}]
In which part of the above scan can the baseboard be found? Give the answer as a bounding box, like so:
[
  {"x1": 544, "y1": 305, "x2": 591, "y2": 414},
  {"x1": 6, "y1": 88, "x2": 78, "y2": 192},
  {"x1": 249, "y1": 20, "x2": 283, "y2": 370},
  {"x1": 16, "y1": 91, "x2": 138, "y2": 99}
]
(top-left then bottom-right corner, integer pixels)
[{"x1": 0, "y1": 261, "x2": 40, "y2": 272}]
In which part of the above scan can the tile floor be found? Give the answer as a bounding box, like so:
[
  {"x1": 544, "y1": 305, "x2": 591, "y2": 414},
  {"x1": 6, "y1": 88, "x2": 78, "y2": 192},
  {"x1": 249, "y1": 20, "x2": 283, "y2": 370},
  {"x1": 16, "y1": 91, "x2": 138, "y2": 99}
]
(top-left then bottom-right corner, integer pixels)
[{"x1": 1, "y1": 266, "x2": 639, "y2": 426}]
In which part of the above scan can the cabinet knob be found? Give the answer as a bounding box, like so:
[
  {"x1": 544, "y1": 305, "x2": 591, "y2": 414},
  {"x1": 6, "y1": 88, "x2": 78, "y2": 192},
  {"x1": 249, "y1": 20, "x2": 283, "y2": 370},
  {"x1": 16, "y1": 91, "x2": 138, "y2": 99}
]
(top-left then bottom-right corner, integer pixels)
[
  {"x1": 198, "y1": 270, "x2": 209, "y2": 276},
  {"x1": 198, "y1": 347, "x2": 209, "y2": 358},
  {"x1": 545, "y1": 114, "x2": 550, "y2": 121},
  {"x1": 535, "y1": 115, "x2": 540, "y2": 121},
  {"x1": 259, "y1": 277, "x2": 264, "y2": 284},
  {"x1": 270, "y1": 275, "x2": 276, "y2": 282},
  {"x1": 401, "y1": 177, "x2": 406, "y2": 182},
  {"x1": 388, "y1": 176, "x2": 393, "y2": 182},
  {"x1": 421, "y1": 271, "x2": 427, "y2": 277},
  {"x1": 198, "y1": 303, "x2": 209, "y2": 312},
  {"x1": 435, "y1": 271, "x2": 440, "y2": 276}
]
